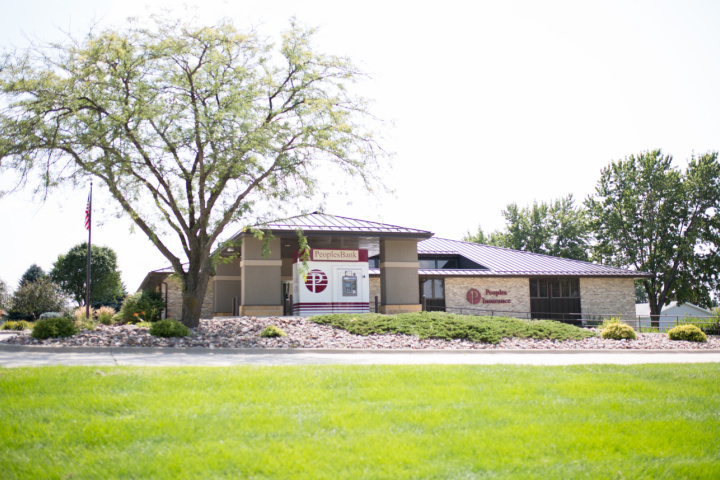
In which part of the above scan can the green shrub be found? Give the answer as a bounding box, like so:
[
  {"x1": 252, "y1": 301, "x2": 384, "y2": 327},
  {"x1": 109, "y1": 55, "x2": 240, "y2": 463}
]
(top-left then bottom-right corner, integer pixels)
[
  {"x1": 121, "y1": 290, "x2": 165, "y2": 323},
  {"x1": 31, "y1": 317, "x2": 78, "y2": 340},
  {"x1": 136, "y1": 321, "x2": 152, "y2": 329},
  {"x1": 96, "y1": 306, "x2": 116, "y2": 325},
  {"x1": 685, "y1": 316, "x2": 720, "y2": 336},
  {"x1": 311, "y1": 312, "x2": 596, "y2": 344},
  {"x1": 149, "y1": 319, "x2": 190, "y2": 338},
  {"x1": 39, "y1": 312, "x2": 63, "y2": 319},
  {"x1": 667, "y1": 324, "x2": 707, "y2": 343},
  {"x1": 2, "y1": 320, "x2": 32, "y2": 331},
  {"x1": 601, "y1": 321, "x2": 637, "y2": 340},
  {"x1": 260, "y1": 325, "x2": 287, "y2": 338}
]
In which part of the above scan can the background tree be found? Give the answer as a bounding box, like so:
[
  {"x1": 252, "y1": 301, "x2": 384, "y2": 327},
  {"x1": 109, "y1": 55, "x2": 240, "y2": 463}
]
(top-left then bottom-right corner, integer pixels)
[
  {"x1": 0, "y1": 16, "x2": 385, "y2": 327},
  {"x1": 10, "y1": 277, "x2": 67, "y2": 320},
  {"x1": 464, "y1": 195, "x2": 590, "y2": 261},
  {"x1": 50, "y1": 242, "x2": 125, "y2": 307},
  {"x1": 18, "y1": 264, "x2": 46, "y2": 288},
  {"x1": 0, "y1": 279, "x2": 12, "y2": 312},
  {"x1": 586, "y1": 149, "x2": 720, "y2": 322}
]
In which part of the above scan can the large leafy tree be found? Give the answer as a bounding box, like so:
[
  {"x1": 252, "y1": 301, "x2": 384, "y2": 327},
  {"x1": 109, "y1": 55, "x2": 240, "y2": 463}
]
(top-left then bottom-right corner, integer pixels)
[
  {"x1": 586, "y1": 150, "x2": 720, "y2": 320},
  {"x1": 10, "y1": 277, "x2": 67, "y2": 320},
  {"x1": 464, "y1": 195, "x2": 590, "y2": 261},
  {"x1": 0, "y1": 16, "x2": 384, "y2": 327},
  {"x1": 0, "y1": 279, "x2": 11, "y2": 312},
  {"x1": 50, "y1": 242, "x2": 125, "y2": 307}
]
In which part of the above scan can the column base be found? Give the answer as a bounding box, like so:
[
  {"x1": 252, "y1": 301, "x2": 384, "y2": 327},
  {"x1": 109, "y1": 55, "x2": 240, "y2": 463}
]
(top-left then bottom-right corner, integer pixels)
[
  {"x1": 239, "y1": 305, "x2": 284, "y2": 317},
  {"x1": 379, "y1": 304, "x2": 422, "y2": 314}
]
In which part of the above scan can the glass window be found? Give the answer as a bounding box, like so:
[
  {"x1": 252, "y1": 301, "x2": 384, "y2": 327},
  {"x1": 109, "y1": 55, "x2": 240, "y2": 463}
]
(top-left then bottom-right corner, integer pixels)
[
  {"x1": 538, "y1": 279, "x2": 548, "y2": 298},
  {"x1": 434, "y1": 279, "x2": 444, "y2": 298},
  {"x1": 550, "y1": 281, "x2": 561, "y2": 298},
  {"x1": 368, "y1": 257, "x2": 379, "y2": 268},
  {"x1": 560, "y1": 279, "x2": 570, "y2": 297},
  {"x1": 419, "y1": 259, "x2": 436, "y2": 269},
  {"x1": 436, "y1": 259, "x2": 458, "y2": 269},
  {"x1": 530, "y1": 279, "x2": 538, "y2": 298},
  {"x1": 422, "y1": 279, "x2": 433, "y2": 298},
  {"x1": 570, "y1": 279, "x2": 580, "y2": 297}
]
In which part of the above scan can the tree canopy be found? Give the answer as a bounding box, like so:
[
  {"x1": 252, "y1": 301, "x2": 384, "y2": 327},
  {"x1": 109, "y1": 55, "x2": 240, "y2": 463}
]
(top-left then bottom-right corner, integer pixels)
[
  {"x1": 18, "y1": 264, "x2": 46, "y2": 288},
  {"x1": 586, "y1": 149, "x2": 720, "y2": 317},
  {"x1": 0, "y1": 16, "x2": 385, "y2": 327},
  {"x1": 464, "y1": 195, "x2": 590, "y2": 261},
  {"x1": 0, "y1": 279, "x2": 11, "y2": 312},
  {"x1": 50, "y1": 242, "x2": 125, "y2": 307},
  {"x1": 10, "y1": 277, "x2": 67, "y2": 320}
]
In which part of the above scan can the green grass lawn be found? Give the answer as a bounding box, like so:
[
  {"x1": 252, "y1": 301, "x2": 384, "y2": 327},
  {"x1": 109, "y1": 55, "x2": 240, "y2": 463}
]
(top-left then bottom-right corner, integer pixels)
[{"x1": 2, "y1": 364, "x2": 719, "y2": 479}]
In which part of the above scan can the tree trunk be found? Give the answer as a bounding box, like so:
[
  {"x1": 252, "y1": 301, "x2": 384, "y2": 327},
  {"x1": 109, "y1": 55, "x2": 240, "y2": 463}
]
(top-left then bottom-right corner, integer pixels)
[
  {"x1": 649, "y1": 296, "x2": 661, "y2": 329},
  {"x1": 179, "y1": 267, "x2": 211, "y2": 329}
]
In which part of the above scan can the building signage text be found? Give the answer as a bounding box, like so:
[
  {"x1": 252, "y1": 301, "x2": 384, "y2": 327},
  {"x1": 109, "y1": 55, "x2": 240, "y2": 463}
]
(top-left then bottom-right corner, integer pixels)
[
  {"x1": 311, "y1": 249, "x2": 360, "y2": 262},
  {"x1": 466, "y1": 288, "x2": 511, "y2": 305}
]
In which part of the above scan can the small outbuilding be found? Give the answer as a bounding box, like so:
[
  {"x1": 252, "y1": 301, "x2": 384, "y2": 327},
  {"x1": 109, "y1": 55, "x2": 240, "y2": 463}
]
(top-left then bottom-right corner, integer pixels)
[{"x1": 139, "y1": 213, "x2": 650, "y2": 322}]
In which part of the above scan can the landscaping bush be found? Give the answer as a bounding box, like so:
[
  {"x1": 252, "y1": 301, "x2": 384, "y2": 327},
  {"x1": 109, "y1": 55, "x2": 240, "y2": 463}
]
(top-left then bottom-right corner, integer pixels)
[
  {"x1": 121, "y1": 290, "x2": 165, "y2": 323},
  {"x1": 72, "y1": 307, "x2": 97, "y2": 330},
  {"x1": 260, "y1": 325, "x2": 287, "y2": 338},
  {"x1": 39, "y1": 312, "x2": 63, "y2": 319},
  {"x1": 601, "y1": 321, "x2": 637, "y2": 340},
  {"x1": 96, "y1": 306, "x2": 116, "y2": 325},
  {"x1": 685, "y1": 316, "x2": 720, "y2": 336},
  {"x1": 311, "y1": 312, "x2": 596, "y2": 344},
  {"x1": 1, "y1": 320, "x2": 32, "y2": 331},
  {"x1": 31, "y1": 317, "x2": 78, "y2": 340},
  {"x1": 667, "y1": 324, "x2": 707, "y2": 343},
  {"x1": 149, "y1": 319, "x2": 190, "y2": 338}
]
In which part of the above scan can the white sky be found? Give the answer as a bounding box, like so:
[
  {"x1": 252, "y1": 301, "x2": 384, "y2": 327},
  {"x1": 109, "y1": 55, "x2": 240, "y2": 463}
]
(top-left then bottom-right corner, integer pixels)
[{"x1": 1, "y1": 0, "x2": 719, "y2": 294}]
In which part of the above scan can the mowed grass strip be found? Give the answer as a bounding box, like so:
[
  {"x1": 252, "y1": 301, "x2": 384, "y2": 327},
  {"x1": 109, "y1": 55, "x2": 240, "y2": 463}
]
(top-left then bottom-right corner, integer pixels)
[
  {"x1": 311, "y1": 312, "x2": 596, "y2": 343},
  {"x1": 1, "y1": 364, "x2": 719, "y2": 479}
]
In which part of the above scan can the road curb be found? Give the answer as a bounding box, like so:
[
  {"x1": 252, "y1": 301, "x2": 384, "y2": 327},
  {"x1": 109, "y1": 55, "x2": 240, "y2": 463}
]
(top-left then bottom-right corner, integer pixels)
[{"x1": 2, "y1": 344, "x2": 720, "y2": 355}]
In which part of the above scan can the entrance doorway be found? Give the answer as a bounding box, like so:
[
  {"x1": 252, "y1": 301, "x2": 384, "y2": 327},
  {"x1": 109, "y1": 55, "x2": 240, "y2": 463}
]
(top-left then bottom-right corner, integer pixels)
[{"x1": 420, "y1": 278, "x2": 445, "y2": 312}]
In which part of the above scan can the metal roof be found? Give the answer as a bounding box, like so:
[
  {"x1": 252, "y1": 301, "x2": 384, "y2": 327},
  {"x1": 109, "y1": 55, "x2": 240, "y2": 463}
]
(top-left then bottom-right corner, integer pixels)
[
  {"x1": 232, "y1": 213, "x2": 433, "y2": 238},
  {"x1": 416, "y1": 237, "x2": 649, "y2": 277}
]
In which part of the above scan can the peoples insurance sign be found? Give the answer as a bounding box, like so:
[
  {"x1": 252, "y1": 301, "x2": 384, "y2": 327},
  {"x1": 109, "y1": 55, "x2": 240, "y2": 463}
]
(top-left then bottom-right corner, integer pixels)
[{"x1": 467, "y1": 288, "x2": 511, "y2": 305}]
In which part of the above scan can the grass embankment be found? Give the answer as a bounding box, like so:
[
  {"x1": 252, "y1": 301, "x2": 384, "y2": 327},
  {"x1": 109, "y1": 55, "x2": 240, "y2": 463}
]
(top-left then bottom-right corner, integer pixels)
[
  {"x1": 2, "y1": 364, "x2": 719, "y2": 479},
  {"x1": 311, "y1": 311, "x2": 596, "y2": 343}
]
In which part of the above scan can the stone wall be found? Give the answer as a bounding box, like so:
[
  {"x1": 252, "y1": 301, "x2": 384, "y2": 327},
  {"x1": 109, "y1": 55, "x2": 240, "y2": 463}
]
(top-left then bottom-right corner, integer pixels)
[
  {"x1": 445, "y1": 277, "x2": 531, "y2": 317},
  {"x1": 580, "y1": 277, "x2": 636, "y2": 318},
  {"x1": 165, "y1": 277, "x2": 215, "y2": 320}
]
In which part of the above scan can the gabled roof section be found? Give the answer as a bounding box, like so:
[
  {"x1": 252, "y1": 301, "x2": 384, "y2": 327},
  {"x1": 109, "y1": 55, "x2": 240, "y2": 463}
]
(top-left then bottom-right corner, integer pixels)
[
  {"x1": 241, "y1": 213, "x2": 433, "y2": 237},
  {"x1": 418, "y1": 237, "x2": 650, "y2": 277}
]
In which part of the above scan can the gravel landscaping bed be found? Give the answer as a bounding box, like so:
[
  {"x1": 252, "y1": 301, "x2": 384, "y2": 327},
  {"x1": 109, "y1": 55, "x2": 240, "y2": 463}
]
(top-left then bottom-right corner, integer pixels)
[{"x1": 2, "y1": 316, "x2": 720, "y2": 350}]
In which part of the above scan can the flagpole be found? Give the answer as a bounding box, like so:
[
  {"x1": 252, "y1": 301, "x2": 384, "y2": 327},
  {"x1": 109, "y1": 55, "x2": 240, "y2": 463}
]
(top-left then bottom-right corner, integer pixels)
[{"x1": 85, "y1": 181, "x2": 93, "y2": 320}]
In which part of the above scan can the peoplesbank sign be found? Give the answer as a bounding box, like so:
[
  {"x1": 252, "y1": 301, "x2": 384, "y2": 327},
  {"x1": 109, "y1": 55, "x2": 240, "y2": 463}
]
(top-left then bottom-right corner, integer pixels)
[
  {"x1": 467, "y1": 288, "x2": 512, "y2": 305},
  {"x1": 310, "y1": 249, "x2": 367, "y2": 262}
]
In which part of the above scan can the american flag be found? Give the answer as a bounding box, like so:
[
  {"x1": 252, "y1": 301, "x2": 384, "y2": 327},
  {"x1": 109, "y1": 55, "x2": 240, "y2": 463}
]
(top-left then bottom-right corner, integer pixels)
[{"x1": 84, "y1": 191, "x2": 91, "y2": 230}]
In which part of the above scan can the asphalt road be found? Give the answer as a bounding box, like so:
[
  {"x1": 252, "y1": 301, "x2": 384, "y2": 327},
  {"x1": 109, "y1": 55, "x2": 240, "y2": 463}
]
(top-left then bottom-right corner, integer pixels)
[{"x1": 2, "y1": 344, "x2": 720, "y2": 367}]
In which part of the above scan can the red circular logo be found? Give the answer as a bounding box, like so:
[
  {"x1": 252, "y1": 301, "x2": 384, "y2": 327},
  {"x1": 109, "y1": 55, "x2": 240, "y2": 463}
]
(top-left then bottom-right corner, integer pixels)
[
  {"x1": 305, "y1": 269, "x2": 328, "y2": 293},
  {"x1": 467, "y1": 288, "x2": 481, "y2": 304}
]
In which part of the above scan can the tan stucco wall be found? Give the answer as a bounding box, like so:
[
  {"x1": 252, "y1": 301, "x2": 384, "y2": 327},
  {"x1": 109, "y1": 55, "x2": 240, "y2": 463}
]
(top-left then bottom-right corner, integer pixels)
[
  {"x1": 580, "y1": 277, "x2": 636, "y2": 318},
  {"x1": 379, "y1": 238, "x2": 420, "y2": 306},
  {"x1": 445, "y1": 277, "x2": 531, "y2": 317},
  {"x1": 165, "y1": 277, "x2": 214, "y2": 320}
]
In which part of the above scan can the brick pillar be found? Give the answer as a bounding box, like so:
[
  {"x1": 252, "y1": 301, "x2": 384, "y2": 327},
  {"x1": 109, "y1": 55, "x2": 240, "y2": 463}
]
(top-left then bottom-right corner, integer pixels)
[{"x1": 379, "y1": 238, "x2": 422, "y2": 314}]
